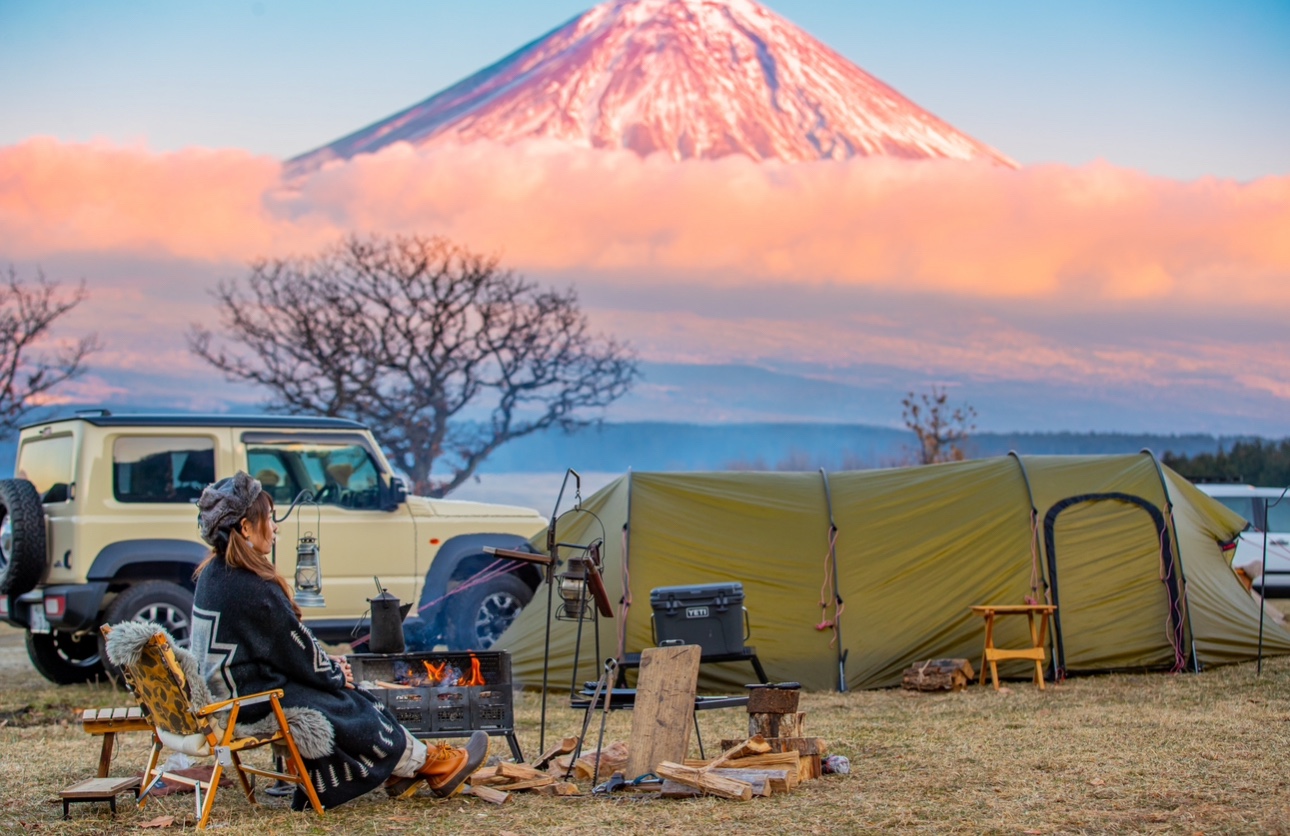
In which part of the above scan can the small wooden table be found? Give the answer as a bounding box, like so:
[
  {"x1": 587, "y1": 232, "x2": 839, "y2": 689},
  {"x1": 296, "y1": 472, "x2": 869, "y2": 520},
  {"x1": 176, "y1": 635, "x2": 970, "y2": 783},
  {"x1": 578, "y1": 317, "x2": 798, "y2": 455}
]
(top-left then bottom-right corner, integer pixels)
[
  {"x1": 60, "y1": 776, "x2": 142, "y2": 819},
  {"x1": 80, "y1": 706, "x2": 153, "y2": 777},
  {"x1": 969, "y1": 604, "x2": 1057, "y2": 690}
]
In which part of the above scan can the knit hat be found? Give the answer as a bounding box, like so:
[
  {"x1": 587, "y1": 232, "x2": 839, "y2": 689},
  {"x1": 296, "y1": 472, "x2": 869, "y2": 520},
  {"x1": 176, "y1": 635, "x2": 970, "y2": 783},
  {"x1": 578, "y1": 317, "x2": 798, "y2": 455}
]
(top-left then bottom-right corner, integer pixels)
[{"x1": 197, "y1": 471, "x2": 263, "y2": 546}]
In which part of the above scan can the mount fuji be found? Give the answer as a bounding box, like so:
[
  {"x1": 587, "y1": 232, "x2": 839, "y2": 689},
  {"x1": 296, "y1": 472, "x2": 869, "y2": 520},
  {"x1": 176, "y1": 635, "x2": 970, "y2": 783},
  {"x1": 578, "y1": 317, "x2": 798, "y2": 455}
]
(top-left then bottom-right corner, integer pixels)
[{"x1": 289, "y1": 0, "x2": 1015, "y2": 171}]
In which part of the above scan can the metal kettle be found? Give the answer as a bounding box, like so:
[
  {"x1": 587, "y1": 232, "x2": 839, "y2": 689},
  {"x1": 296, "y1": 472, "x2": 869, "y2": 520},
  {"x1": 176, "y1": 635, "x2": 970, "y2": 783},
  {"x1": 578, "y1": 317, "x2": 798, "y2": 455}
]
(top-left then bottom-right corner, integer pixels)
[{"x1": 367, "y1": 577, "x2": 413, "y2": 655}]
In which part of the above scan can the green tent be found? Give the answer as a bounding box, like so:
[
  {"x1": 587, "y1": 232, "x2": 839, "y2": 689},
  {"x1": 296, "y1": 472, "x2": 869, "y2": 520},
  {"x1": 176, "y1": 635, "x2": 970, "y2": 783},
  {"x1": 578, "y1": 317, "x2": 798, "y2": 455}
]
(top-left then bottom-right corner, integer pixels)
[{"x1": 497, "y1": 454, "x2": 1290, "y2": 691}]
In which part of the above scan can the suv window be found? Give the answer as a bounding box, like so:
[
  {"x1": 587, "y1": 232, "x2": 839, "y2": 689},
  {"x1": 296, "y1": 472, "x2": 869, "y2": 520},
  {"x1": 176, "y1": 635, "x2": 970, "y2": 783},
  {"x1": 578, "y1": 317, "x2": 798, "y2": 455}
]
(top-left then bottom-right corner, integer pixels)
[
  {"x1": 17, "y1": 433, "x2": 75, "y2": 503},
  {"x1": 246, "y1": 440, "x2": 382, "y2": 510},
  {"x1": 1264, "y1": 499, "x2": 1290, "y2": 532},
  {"x1": 114, "y1": 436, "x2": 216, "y2": 503},
  {"x1": 1213, "y1": 496, "x2": 1255, "y2": 525}
]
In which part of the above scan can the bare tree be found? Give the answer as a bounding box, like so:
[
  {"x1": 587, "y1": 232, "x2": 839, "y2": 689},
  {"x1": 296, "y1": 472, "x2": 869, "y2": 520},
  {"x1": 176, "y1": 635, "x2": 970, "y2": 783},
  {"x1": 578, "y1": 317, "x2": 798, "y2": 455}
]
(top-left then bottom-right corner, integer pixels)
[
  {"x1": 901, "y1": 385, "x2": 977, "y2": 465},
  {"x1": 189, "y1": 234, "x2": 639, "y2": 497},
  {"x1": 0, "y1": 267, "x2": 98, "y2": 437}
]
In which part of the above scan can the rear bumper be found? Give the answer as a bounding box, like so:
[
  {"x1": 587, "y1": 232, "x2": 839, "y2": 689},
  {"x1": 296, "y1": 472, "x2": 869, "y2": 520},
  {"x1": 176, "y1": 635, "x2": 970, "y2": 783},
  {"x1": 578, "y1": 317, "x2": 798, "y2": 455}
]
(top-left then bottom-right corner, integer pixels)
[{"x1": 1, "y1": 583, "x2": 108, "y2": 632}]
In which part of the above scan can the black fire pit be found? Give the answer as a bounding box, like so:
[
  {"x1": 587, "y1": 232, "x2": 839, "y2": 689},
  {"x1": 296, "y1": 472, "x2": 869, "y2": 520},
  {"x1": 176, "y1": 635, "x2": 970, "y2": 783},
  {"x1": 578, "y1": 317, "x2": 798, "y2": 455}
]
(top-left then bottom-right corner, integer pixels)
[{"x1": 348, "y1": 650, "x2": 522, "y2": 761}]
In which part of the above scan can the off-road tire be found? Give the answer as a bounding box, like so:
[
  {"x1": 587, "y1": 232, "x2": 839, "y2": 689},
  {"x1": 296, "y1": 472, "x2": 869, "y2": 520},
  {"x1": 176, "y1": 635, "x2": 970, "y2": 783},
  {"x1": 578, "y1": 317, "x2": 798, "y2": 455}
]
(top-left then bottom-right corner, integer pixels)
[
  {"x1": 448, "y1": 573, "x2": 533, "y2": 651},
  {"x1": 0, "y1": 478, "x2": 47, "y2": 596},
  {"x1": 25, "y1": 630, "x2": 106, "y2": 684},
  {"x1": 98, "y1": 580, "x2": 195, "y2": 683}
]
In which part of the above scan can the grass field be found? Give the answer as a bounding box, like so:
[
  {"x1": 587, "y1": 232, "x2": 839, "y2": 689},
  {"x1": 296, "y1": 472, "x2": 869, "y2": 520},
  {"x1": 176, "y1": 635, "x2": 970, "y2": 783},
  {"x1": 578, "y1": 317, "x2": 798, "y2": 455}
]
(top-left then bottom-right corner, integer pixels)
[{"x1": 2, "y1": 615, "x2": 1289, "y2": 835}]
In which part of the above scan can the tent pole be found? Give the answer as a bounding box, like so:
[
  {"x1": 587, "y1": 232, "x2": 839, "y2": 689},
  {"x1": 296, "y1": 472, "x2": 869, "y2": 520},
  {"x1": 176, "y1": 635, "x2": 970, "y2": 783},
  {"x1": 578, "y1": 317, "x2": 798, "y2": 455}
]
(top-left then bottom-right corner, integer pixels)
[
  {"x1": 819, "y1": 469, "x2": 847, "y2": 692},
  {"x1": 1142, "y1": 449, "x2": 1200, "y2": 673}
]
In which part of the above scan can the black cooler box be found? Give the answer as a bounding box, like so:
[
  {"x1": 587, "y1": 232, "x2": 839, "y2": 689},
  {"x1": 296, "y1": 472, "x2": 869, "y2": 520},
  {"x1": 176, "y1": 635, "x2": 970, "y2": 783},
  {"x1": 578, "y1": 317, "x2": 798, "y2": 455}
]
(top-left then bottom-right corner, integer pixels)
[{"x1": 649, "y1": 582, "x2": 748, "y2": 656}]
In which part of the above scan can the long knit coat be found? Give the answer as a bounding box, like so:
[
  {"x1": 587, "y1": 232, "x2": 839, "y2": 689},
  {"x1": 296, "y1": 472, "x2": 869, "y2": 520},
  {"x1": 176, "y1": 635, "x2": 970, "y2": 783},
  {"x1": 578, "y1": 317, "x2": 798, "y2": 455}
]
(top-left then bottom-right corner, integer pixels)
[{"x1": 191, "y1": 557, "x2": 407, "y2": 810}]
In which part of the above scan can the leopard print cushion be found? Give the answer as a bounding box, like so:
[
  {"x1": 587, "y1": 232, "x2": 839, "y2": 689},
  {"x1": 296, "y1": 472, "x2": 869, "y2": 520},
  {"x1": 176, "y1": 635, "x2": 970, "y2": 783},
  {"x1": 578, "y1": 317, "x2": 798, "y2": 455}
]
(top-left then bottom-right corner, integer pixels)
[{"x1": 128, "y1": 635, "x2": 208, "y2": 737}]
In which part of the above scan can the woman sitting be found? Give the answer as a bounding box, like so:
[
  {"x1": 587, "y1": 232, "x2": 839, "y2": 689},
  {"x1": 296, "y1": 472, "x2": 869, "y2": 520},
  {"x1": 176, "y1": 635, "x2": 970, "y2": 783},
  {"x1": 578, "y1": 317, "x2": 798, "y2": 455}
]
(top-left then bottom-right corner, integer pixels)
[{"x1": 190, "y1": 471, "x2": 486, "y2": 810}]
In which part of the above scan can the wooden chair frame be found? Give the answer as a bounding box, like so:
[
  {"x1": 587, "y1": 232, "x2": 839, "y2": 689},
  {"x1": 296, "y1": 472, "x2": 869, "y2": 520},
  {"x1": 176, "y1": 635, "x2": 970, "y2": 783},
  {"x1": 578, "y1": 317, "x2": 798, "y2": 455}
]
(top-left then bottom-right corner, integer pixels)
[{"x1": 102, "y1": 625, "x2": 324, "y2": 829}]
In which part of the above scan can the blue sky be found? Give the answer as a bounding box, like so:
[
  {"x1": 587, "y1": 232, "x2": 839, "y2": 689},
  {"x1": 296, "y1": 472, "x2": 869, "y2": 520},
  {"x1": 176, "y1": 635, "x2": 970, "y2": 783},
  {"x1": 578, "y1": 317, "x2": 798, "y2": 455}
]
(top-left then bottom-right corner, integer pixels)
[{"x1": 2, "y1": 0, "x2": 1288, "y2": 180}]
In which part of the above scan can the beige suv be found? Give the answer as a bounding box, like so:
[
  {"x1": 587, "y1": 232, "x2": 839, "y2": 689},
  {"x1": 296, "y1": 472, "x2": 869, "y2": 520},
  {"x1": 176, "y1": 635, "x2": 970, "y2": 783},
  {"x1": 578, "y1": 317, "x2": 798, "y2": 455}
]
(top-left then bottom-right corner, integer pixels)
[{"x1": 0, "y1": 412, "x2": 547, "y2": 684}]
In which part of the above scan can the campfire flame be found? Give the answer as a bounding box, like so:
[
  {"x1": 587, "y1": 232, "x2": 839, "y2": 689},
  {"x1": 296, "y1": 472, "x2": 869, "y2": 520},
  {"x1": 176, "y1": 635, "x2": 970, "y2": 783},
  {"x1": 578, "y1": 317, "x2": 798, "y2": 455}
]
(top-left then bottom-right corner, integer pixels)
[
  {"x1": 401, "y1": 655, "x2": 486, "y2": 687},
  {"x1": 460, "y1": 654, "x2": 485, "y2": 687}
]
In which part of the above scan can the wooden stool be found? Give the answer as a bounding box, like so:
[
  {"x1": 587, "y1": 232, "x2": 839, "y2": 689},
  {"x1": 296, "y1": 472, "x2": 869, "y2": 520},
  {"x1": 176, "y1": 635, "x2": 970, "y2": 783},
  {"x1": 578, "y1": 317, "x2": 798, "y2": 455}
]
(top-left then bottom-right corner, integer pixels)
[
  {"x1": 80, "y1": 707, "x2": 152, "y2": 777},
  {"x1": 60, "y1": 776, "x2": 142, "y2": 819},
  {"x1": 969, "y1": 604, "x2": 1057, "y2": 690}
]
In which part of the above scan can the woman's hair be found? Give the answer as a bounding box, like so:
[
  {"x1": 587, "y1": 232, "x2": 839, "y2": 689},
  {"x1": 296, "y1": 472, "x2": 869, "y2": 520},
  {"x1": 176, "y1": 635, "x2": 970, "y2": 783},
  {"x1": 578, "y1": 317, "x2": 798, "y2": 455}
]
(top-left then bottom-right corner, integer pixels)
[{"x1": 194, "y1": 491, "x2": 300, "y2": 619}]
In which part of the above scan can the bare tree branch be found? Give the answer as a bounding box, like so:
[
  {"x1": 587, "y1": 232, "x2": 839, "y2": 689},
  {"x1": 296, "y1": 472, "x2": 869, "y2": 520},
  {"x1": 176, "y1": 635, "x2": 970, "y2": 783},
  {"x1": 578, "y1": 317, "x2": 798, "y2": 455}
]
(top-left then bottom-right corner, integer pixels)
[
  {"x1": 0, "y1": 267, "x2": 99, "y2": 437},
  {"x1": 901, "y1": 386, "x2": 977, "y2": 465},
  {"x1": 189, "y1": 234, "x2": 639, "y2": 496}
]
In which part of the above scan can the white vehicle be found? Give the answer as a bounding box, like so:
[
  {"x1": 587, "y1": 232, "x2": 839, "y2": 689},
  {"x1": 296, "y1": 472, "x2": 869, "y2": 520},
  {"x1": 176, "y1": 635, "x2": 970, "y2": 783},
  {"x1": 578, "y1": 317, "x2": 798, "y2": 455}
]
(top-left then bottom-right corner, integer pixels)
[{"x1": 1196, "y1": 484, "x2": 1290, "y2": 596}]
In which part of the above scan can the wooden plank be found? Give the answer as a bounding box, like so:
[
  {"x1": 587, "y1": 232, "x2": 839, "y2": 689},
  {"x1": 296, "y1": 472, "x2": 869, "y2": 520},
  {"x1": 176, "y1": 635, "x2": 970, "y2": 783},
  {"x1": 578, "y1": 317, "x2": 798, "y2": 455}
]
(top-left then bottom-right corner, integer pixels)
[
  {"x1": 625, "y1": 645, "x2": 702, "y2": 780},
  {"x1": 684, "y1": 751, "x2": 800, "y2": 773},
  {"x1": 493, "y1": 776, "x2": 555, "y2": 791},
  {"x1": 655, "y1": 762, "x2": 753, "y2": 801},
  {"x1": 712, "y1": 768, "x2": 791, "y2": 795}
]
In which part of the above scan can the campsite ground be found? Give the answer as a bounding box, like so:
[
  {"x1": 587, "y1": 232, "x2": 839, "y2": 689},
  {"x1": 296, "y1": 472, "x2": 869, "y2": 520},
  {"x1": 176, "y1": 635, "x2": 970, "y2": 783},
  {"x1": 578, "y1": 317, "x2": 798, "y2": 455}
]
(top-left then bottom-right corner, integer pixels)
[{"x1": 2, "y1": 614, "x2": 1288, "y2": 835}]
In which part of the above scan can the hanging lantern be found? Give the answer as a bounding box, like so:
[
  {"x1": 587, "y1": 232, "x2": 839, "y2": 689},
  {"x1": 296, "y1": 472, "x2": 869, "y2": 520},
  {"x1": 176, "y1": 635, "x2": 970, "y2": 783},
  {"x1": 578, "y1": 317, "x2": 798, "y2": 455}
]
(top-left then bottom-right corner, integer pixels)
[{"x1": 294, "y1": 532, "x2": 325, "y2": 607}]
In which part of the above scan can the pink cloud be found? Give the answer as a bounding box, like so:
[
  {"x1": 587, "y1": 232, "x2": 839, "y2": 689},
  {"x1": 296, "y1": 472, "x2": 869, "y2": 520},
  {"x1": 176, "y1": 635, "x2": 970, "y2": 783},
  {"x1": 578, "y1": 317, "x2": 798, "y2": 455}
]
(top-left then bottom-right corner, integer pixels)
[
  {"x1": 1, "y1": 137, "x2": 1287, "y2": 419},
  {"x1": 3, "y1": 137, "x2": 1287, "y2": 312}
]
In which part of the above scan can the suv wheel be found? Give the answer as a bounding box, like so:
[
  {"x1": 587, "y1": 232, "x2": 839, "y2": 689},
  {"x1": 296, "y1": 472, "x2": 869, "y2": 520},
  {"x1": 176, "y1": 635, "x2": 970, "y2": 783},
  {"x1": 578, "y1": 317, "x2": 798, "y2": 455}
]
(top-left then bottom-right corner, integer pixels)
[
  {"x1": 0, "y1": 479, "x2": 47, "y2": 596},
  {"x1": 98, "y1": 581, "x2": 194, "y2": 682},
  {"x1": 25, "y1": 630, "x2": 106, "y2": 684},
  {"x1": 449, "y1": 573, "x2": 533, "y2": 650}
]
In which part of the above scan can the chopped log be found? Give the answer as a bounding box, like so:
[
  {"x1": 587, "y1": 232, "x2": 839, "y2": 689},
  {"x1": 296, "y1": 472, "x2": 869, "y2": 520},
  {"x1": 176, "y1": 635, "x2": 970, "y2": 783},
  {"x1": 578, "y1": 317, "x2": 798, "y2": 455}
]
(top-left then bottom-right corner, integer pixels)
[
  {"x1": 721, "y1": 737, "x2": 827, "y2": 781},
  {"x1": 496, "y1": 762, "x2": 551, "y2": 781},
  {"x1": 746, "y1": 687, "x2": 800, "y2": 714},
  {"x1": 626, "y1": 646, "x2": 702, "y2": 780},
  {"x1": 685, "y1": 751, "x2": 801, "y2": 774},
  {"x1": 685, "y1": 755, "x2": 801, "y2": 790},
  {"x1": 493, "y1": 776, "x2": 555, "y2": 791},
  {"x1": 901, "y1": 658, "x2": 976, "y2": 692},
  {"x1": 661, "y1": 772, "x2": 771, "y2": 798},
  {"x1": 748, "y1": 711, "x2": 805, "y2": 739},
  {"x1": 702, "y1": 735, "x2": 772, "y2": 772},
  {"x1": 533, "y1": 736, "x2": 579, "y2": 770},
  {"x1": 536, "y1": 781, "x2": 581, "y2": 796},
  {"x1": 557, "y1": 741, "x2": 629, "y2": 782},
  {"x1": 466, "y1": 784, "x2": 510, "y2": 805},
  {"x1": 655, "y1": 762, "x2": 753, "y2": 801}
]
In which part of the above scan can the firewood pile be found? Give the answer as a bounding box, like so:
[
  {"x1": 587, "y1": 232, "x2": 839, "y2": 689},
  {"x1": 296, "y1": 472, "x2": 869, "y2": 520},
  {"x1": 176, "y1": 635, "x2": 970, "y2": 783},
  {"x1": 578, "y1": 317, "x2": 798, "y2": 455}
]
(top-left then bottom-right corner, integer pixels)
[{"x1": 900, "y1": 658, "x2": 976, "y2": 692}]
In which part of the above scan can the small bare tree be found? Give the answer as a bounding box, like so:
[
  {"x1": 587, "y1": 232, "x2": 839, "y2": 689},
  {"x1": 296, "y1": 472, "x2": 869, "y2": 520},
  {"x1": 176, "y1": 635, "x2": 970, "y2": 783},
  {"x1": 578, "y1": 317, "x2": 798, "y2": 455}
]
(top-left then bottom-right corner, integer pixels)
[
  {"x1": 901, "y1": 385, "x2": 977, "y2": 465},
  {"x1": 0, "y1": 267, "x2": 98, "y2": 437},
  {"x1": 189, "y1": 234, "x2": 639, "y2": 497}
]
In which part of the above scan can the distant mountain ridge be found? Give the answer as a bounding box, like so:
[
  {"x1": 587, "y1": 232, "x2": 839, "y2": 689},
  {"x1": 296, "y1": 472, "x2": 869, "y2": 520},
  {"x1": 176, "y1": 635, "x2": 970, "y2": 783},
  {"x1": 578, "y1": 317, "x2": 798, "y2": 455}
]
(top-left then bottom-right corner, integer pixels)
[
  {"x1": 289, "y1": 0, "x2": 1015, "y2": 171},
  {"x1": 478, "y1": 421, "x2": 1241, "y2": 473}
]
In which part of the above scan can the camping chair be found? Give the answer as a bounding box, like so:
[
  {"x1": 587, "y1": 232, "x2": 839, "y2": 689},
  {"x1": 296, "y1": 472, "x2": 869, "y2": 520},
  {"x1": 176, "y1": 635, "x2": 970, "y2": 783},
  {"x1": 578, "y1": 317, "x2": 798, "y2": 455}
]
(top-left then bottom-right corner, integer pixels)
[{"x1": 101, "y1": 624, "x2": 324, "y2": 829}]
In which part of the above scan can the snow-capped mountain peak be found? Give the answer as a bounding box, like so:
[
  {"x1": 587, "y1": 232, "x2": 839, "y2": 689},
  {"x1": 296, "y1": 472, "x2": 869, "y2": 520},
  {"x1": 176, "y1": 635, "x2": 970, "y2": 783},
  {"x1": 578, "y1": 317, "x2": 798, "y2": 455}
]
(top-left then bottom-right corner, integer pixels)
[{"x1": 290, "y1": 0, "x2": 1015, "y2": 170}]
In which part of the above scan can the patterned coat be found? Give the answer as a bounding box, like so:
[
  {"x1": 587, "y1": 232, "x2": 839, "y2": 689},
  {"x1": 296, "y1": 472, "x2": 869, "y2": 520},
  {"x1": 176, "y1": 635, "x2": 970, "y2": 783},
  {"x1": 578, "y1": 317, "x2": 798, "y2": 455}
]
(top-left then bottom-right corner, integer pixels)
[{"x1": 191, "y1": 558, "x2": 406, "y2": 810}]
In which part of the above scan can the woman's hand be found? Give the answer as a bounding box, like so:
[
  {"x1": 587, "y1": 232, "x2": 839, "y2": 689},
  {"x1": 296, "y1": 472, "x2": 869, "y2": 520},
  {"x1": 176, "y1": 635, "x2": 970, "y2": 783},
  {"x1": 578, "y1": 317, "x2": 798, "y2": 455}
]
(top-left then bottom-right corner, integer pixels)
[{"x1": 330, "y1": 654, "x2": 355, "y2": 689}]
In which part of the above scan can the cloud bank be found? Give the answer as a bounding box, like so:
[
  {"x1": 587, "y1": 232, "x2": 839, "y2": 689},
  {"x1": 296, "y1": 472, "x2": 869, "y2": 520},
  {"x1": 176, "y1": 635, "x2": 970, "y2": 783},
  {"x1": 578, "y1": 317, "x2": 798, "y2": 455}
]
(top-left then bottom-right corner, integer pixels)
[
  {"x1": 1, "y1": 137, "x2": 1287, "y2": 430},
  {"x1": 3, "y1": 137, "x2": 1288, "y2": 307}
]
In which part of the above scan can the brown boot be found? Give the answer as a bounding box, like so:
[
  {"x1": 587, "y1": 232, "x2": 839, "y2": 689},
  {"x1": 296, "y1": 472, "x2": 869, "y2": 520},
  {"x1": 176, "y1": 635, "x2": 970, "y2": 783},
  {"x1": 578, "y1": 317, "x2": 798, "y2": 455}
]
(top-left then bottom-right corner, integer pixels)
[{"x1": 421, "y1": 731, "x2": 489, "y2": 798}]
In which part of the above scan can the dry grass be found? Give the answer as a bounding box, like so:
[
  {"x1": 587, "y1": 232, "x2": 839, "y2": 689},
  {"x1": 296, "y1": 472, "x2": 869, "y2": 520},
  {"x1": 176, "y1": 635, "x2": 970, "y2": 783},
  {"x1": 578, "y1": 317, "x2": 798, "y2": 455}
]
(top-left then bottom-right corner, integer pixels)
[{"x1": 3, "y1": 618, "x2": 1290, "y2": 835}]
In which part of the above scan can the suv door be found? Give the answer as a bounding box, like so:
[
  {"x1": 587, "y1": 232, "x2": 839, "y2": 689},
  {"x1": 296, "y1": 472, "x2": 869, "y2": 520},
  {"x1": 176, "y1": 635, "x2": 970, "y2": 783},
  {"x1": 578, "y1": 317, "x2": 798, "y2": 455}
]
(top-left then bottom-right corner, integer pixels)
[{"x1": 240, "y1": 432, "x2": 417, "y2": 621}]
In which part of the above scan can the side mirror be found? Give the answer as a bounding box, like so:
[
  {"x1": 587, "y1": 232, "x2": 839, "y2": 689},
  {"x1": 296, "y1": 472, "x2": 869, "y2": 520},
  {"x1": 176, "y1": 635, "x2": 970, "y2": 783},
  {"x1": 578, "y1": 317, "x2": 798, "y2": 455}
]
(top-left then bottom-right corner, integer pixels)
[{"x1": 382, "y1": 476, "x2": 408, "y2": 511}]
